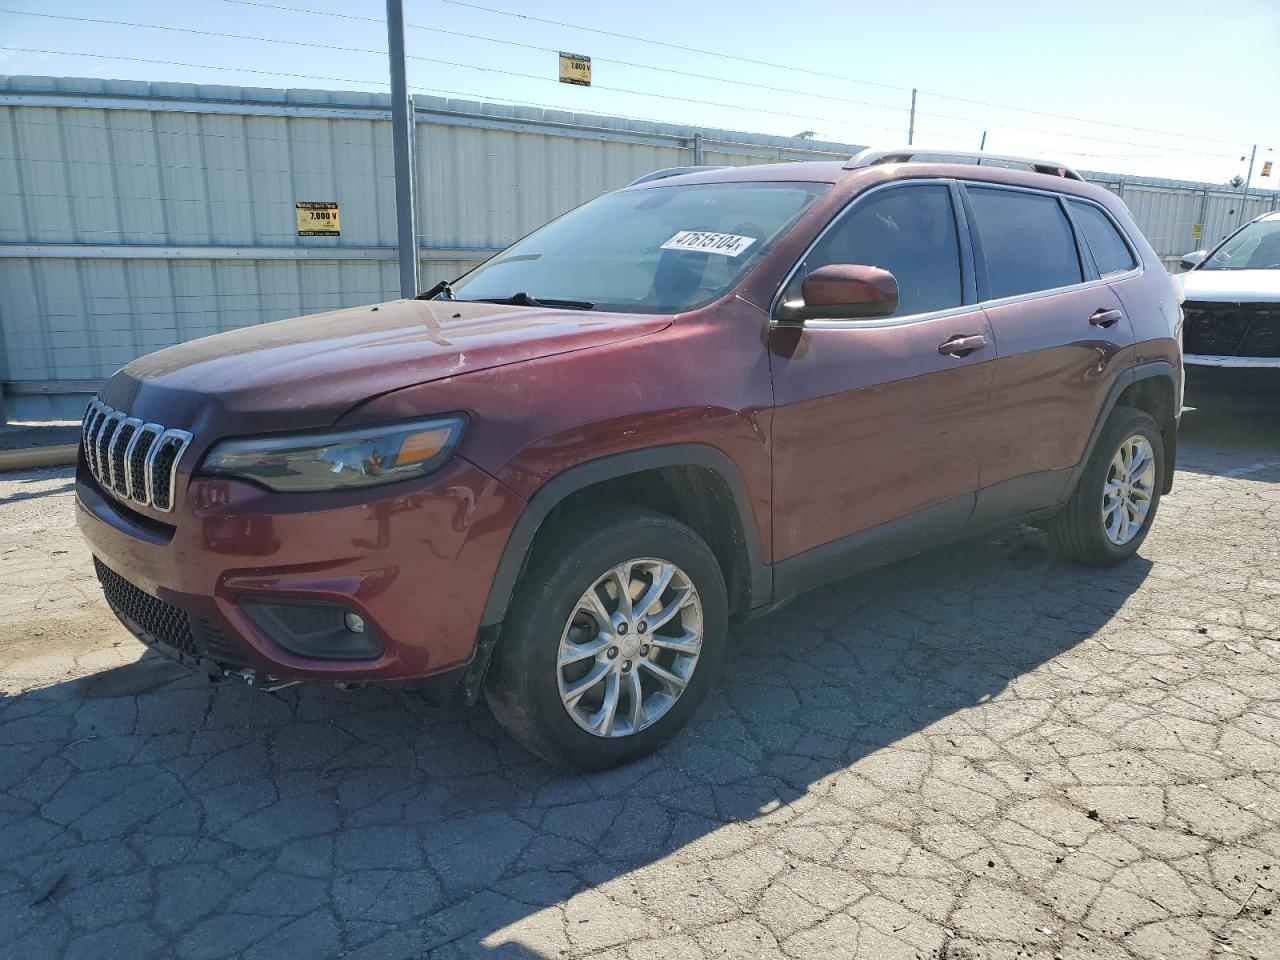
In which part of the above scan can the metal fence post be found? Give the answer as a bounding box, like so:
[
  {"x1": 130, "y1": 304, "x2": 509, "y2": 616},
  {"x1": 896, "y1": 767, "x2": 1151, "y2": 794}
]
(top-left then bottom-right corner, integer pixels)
[
  {"x1": 693, "y1": 132, "x2": 704, "y2": 165},
  {"x1": 1238, "y1": 144, "x2": 1257, "y2": 227},
  {"x1": 386, "y1": 0, "x2": 420, "y2": 299},
  {"x1": 1196, "y1": 186, "x2": 1210, "y2": 248}
]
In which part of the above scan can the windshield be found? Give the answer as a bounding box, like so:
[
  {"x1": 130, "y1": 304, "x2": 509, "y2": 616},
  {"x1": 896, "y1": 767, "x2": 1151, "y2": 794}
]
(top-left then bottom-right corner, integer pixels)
[
  {"x1": 449, "y1": 180, "x2": 829, "y2": 313},
  {"x1": 1202, "y1": 218, "x2": 1280, "y2": 271}
]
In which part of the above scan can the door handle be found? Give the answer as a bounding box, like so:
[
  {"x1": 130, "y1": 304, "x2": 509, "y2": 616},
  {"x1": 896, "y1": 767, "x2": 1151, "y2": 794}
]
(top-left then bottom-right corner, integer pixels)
[
  {"x1": 938, "y1": 333, "x2": 988, "y2": 357},
  {"x1": 1089, "y1": 307, "x2": 1124, "y2": 328}
]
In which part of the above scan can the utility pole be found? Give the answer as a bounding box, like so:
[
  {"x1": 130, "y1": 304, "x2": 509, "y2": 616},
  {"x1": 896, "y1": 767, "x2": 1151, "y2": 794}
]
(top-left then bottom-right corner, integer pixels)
[
  {"x1": 979, "y1": 131, "x2": 987, "y2": 151},
  {"x1": 1238, "y1": 144, "x2": 1257, "y2": 228},
  {"x1": 907, "y1": 88, "x2": 917, "y2": 145},
  {"x1": 386, "y1": 0, "x2": 420, "y2": 298}
]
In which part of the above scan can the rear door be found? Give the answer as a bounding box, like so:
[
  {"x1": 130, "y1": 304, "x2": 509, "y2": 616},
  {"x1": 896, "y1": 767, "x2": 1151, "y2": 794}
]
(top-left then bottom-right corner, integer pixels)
[
  {"x1": 962, "y1": 184, "x2": 1135, "y2": 525},
  {"x1": 768, "y1": 180, "x2": 994, "y2": 584}
]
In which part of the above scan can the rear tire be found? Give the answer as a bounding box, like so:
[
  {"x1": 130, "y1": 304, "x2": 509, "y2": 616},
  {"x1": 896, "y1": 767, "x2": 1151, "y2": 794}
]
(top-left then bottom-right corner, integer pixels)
[
  {"x1": 485, "y1": 506, "x2": 727, "y2": 770},
  {"x1": 1048, "y1": 407, "x2": 1164, "y2": 566}
]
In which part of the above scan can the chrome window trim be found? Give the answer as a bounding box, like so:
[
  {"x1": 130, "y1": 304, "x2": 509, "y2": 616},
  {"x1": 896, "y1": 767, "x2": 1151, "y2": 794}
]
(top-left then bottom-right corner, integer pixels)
[
  {"x1": 769, "y1": 176, "x2": 1146, "y2": 330},
  {"x1": 959, "y1": 180, "x2": 1146, "y2": 296},
  {"x1": 976, "y1": 269, "x2": 1141, "y2": 311},
  {"x1": 769, "y1": 178, "x2": 971, "y2": 328},
  {"x1": 801, "y1": 302, "x2": 983, "y2": 331},
  {"x1": 1062, "y1": 195, "x2": 1141, "y2": 279}
]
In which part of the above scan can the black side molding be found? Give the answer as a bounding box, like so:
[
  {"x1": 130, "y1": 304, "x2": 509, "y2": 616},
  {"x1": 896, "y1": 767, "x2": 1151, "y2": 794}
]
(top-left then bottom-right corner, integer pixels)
[
  {"x1": 771, "y1": 493, "x2": 975, "y2": 605},
  {"x1": 479, "y1": 443, "x2": 771, "y2": 626}
]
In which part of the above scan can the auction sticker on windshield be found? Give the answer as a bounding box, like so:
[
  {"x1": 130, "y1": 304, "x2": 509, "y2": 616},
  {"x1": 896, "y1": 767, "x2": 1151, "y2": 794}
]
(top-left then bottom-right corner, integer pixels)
[{"x1": 661, "y1": 231, "x2": 757, "y2": 257}]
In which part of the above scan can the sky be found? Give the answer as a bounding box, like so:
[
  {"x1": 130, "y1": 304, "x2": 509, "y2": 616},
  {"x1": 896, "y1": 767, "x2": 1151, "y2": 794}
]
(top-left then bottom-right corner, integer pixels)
[{"x1": 2, "y1": 0, "x2": 1278, "y2": 188}]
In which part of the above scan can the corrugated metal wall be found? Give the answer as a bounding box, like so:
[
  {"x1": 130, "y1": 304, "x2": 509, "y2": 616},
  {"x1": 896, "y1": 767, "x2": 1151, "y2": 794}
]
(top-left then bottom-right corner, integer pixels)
[{"x1": 2, "y1": 75, "x2": 1277, "y2": 421}]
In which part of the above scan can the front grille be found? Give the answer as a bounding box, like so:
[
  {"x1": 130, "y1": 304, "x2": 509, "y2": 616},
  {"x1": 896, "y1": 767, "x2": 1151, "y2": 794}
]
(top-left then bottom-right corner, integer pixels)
[
  {"x1": 81, "y1": 399, "x2": 192, "y2": 512},
  {"x1": 1183, "y1": 301, "x2": 1280, "y2": 358},
  {"x1": 95, "y1": 557, "x2": 198, "y2": 656}
]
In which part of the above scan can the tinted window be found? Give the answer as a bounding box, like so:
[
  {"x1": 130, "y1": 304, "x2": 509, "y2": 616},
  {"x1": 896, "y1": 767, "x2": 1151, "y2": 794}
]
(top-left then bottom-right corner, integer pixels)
[
  {"x1": 794, "y1": 184, "x2": 963, "y2": 317},
  {"x1": 1070, "y1": 200, "x2": 1136, "y2": 277},
  {"x1": 968, "y1": 188, "x2": 1083, "y2": 299}
]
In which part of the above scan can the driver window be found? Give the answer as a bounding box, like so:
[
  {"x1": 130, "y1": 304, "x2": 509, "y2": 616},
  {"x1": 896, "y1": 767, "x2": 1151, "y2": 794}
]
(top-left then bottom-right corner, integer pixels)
[{"x1": 791, "y1": 184, "x2": 964, "y2": 317}]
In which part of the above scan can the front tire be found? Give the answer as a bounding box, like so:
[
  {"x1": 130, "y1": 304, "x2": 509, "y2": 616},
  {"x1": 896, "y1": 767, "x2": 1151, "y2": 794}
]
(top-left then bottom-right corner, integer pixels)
[
  {"x1": 1048, "y1": 407, "x2": 1164, "y2": 566},
  {"x1": 485, "y1": 506, "x2": 728, "y2": 769}
]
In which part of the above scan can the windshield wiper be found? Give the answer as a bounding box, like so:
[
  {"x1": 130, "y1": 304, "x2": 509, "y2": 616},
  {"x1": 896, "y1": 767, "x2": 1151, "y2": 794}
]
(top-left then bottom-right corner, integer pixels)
[
  {"x1": 461, "y1": 291, "x2": 595, "y2": 310},
  {"x1": 416, "y1": 279, "x2": 456, "y2": 301}
]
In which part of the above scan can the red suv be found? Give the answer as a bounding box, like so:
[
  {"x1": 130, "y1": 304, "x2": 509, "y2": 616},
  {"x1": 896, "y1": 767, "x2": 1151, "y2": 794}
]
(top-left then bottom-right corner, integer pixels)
[{"x1": 77, "y1": 148, "x2": 1182, "y2": 769}]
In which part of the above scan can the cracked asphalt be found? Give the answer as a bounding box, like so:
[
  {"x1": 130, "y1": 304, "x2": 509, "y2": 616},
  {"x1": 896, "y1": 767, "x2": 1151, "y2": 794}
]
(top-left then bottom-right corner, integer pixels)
[{"x1": 1, "y1": 396, "x2": 1278, "y2": 960}]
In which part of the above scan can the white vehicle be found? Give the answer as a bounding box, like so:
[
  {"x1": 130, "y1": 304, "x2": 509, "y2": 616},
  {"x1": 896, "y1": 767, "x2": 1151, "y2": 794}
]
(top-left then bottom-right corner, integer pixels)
[{"x1": 1178, "y1": 211, "x2": 1280, "y2": 394}]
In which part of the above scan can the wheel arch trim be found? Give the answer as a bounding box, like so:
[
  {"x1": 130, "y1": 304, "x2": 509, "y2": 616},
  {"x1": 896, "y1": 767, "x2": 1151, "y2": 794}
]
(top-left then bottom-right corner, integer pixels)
[
  {"x1": 479, "y1": 443, "x2": 771, "y2": 627},
  {"x1": 1068, "y1": 360, "x2": 1178, "y2": 499}
]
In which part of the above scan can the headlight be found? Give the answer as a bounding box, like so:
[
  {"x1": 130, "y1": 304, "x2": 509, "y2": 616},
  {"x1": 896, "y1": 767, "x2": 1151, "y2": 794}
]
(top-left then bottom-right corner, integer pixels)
[{"x1": 200, "y1": 416, "x2": 467, "y2": 492}]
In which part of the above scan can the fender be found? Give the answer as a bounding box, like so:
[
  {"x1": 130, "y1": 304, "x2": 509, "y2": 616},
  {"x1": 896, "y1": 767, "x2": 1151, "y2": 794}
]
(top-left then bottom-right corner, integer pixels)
[
  {"x1": 1065, "y1": 359, "x2": 1179, "y2": 499},
  {"x1": 479, "y1": 443, "x2": 771, "y2": 627}
]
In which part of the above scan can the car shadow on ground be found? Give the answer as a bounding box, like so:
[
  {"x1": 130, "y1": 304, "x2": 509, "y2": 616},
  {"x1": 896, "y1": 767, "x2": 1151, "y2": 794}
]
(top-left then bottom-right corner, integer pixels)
[{"x1": 0, "y1": 524, "x2": 1152, "y2": 959}]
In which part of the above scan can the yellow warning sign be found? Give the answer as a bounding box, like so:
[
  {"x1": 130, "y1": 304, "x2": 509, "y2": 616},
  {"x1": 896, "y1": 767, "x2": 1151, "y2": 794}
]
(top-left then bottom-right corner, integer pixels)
[
  {"x1": 1192, "y1": 224, "x2": 1203, "y2": 241},
  {"x1": 296, "y1": 201, "x2": 340, "y2": 236},
  {"x1": 558, "y1": 51, "x2": 591, "y2": 86},
  {"x1": 1263, "y1": 160, "x2": 1273, "y2": 178}
]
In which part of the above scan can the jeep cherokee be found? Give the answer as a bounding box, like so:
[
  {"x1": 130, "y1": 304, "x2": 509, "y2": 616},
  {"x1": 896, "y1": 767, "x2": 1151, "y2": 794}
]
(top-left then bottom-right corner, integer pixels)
[{"x1": 77, "y1": 147, "x2": 1183, "y2": 769}]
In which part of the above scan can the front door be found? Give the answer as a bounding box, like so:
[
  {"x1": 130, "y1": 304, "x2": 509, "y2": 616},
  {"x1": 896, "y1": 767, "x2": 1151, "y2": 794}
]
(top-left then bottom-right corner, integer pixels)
[{"x1": 768, "y1": 181, "x2": 994, "y2": 591}]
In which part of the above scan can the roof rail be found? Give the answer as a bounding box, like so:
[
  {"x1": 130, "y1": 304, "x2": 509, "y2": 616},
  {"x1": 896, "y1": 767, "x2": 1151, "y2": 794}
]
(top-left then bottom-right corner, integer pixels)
[
  {"x1": 627, "y1": 165, "x2": 727, "y2": 186},
  {"x1": 843, "y1": 147, "x2": 1084, "y2": 181}
]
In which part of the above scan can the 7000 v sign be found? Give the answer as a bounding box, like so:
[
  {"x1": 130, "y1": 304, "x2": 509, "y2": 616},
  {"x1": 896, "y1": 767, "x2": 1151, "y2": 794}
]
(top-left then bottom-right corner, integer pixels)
[{"x1": 296, "y1": 201, "x2": 340, "y2": 236}]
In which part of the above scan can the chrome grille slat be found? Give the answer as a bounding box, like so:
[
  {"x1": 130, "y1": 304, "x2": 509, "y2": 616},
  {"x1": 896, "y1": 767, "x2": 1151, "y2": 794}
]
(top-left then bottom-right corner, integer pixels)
[{"x1": 80, "y1": 398, "x2": 192, "y2": 513}]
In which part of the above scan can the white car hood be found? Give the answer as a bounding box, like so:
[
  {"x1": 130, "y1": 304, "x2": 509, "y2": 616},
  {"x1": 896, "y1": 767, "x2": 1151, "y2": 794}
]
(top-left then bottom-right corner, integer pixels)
[{"x1": 1178, "y1": 268, "x2": 1280, "y2": 303}]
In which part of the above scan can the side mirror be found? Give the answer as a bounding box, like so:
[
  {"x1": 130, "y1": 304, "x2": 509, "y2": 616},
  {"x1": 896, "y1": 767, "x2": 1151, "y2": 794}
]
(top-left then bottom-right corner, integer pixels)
[
  {"x1": 1180, "y1": 249, "x2": 1208, "y2": 271},
  {"x1": 777, "y1": 264, "x2": 899, "y2": 323}
]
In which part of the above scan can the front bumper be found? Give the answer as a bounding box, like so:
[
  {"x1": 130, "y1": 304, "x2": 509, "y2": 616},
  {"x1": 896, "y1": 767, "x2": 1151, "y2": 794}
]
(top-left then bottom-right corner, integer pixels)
[
  {"x1": 1184, "y1": 358, "x2": 1280, "y2": 398},
  {"x1": 77, "y1": 455, "x2": 524, "y2": 685}
]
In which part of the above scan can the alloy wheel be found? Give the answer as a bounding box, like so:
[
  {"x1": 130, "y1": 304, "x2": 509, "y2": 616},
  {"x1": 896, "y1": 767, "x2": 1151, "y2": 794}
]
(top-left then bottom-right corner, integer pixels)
[
  {"x1": 556, "y1": 558, "x2": 703, "y2": 738},
  {"x1": 1102, "y1": 434, "x2": 1156, "y2": 546}
]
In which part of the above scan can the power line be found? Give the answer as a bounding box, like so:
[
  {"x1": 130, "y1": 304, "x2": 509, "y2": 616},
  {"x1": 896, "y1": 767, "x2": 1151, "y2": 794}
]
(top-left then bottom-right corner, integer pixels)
[
  {"x1": 0, "y1": 9, "x2": 388, "y2": 58},
  {"x1": 0, "y1": 7, "x2": 910, "y2": 119},
  {"x1": 200, "y1": 1, "x2": 1244, "y2": 158},
  {"x1": 421, "y1": 0, "x2": 1250, "y2": 148},
  {"x1": 10, "y1": 6, "x2": 1244, "y2": 162},
  {"x1": 0, "y1": 46, "x2": 388, "y2": 89},
  {"x1": 0, "y1": 45, "x2": 914, "y2": 138}
]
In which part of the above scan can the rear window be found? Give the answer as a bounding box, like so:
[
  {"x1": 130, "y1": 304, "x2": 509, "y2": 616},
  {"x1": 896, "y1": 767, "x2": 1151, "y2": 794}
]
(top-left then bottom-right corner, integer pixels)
[
  {"x1": 968, "y1": 187, "x2": 1083, "y2": 299},
  {"x1": 1069, "y1": 200, "x2": 1136, "y2": 277}
]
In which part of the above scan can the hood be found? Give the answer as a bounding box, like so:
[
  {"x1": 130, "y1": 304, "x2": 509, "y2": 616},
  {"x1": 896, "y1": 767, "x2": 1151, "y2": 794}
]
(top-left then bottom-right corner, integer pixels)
[
  {"x1": 102, "y1": 299, "x2": 671, "y2": 434},
  {"x1": 1177, "y1": 268, "x2": 1280, "y2": 303}
]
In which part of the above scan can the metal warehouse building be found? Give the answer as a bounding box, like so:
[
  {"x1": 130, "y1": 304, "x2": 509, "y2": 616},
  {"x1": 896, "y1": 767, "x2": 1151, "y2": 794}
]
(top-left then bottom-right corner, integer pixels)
[{"x1": 2, "y1": 74, "x2": 1277, "y2": 422}]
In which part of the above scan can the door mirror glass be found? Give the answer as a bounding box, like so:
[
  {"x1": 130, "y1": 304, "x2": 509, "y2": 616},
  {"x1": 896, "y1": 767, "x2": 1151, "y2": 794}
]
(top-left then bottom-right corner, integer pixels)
[
  {"x1": 1180, "y1": 249, "x2": 1208, "y2": 271},
  {"x1": 780, "y1": 264, "x2": 899, "y2": 321}
]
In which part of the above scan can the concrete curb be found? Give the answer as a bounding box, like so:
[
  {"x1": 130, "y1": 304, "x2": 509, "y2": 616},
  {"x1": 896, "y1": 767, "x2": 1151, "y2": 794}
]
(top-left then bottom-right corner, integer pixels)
[{"x1": 0, "y1": 444, "x2": 79, "y2": 471}]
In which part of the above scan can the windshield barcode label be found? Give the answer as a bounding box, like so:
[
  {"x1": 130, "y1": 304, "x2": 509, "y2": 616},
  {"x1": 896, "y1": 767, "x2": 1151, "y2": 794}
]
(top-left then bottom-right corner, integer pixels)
[{"x1": 661, "y1": 231, "x2": 757, "y2": 257}]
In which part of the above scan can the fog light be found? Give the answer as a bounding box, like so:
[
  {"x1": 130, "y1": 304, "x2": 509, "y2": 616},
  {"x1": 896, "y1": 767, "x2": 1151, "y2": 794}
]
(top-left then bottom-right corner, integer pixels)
[{"x1": 241, "y1": 600, "x2": 384, "y2": 661}]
